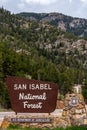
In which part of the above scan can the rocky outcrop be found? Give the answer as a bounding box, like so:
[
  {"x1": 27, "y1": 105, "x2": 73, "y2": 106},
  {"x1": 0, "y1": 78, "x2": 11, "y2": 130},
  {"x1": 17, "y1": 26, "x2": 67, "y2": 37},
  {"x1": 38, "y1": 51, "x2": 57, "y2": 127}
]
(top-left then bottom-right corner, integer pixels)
[{"x1": 18, "y1": 12, "x2": 87, "y2": 37}]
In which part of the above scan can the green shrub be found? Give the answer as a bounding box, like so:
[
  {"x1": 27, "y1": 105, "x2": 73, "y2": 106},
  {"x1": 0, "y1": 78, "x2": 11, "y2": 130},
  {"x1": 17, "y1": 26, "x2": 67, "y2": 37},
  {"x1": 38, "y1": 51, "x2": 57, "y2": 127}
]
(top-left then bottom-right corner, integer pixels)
[{"x1": 6, "y1": 125, "x2": 87, "y2": 130}]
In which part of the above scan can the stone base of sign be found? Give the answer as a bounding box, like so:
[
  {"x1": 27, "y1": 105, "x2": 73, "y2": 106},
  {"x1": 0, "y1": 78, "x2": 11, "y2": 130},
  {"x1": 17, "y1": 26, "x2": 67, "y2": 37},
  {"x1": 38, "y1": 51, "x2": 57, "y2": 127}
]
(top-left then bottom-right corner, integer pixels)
[
  {"x1": 1, "y1": 93, "x2": 87, "y2": 129},
  {"x1": 1, "y1": 112, "x2": 87, "y2": 129},
  {"x1": 1, "y1": 114, "x2": 71, "y2": 129},
  {"x1": 63, "y1": 93, "x2": 87, "y2": 126}
]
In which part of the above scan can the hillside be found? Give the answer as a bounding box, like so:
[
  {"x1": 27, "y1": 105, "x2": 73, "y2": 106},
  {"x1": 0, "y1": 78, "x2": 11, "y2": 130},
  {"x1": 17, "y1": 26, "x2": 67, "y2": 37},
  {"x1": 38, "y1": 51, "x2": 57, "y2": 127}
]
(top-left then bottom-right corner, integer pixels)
[
  {"x1": 0, "y1": 8, "x2": 87, "y2": 108},
  {"x1": 17, "y1": 12, "x2": 87, "y2": 37}
]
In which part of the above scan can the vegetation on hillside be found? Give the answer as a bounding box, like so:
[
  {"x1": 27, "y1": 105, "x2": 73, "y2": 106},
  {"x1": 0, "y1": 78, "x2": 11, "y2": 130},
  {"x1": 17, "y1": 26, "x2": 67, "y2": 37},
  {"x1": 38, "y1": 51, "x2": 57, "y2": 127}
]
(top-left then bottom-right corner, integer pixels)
[{"x1": 0, "y1": 7, "x2": 87, "y2": 108}]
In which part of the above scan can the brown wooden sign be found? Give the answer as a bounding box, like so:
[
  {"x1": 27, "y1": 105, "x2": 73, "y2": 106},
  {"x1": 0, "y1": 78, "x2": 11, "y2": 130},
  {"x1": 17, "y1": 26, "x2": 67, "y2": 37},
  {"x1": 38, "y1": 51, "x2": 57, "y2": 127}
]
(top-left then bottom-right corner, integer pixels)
[{"x1": 6, "y1": 76, "x2": 58, "y2": 113}]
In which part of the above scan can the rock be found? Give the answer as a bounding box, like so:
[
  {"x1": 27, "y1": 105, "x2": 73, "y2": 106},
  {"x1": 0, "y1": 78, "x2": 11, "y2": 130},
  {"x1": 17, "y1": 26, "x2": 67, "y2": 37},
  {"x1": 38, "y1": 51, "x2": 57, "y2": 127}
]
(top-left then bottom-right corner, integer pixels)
[
  {"x1": 77, "y1": 94, "x2": 84, "y2": 102},
  {"x1": 69, "y1": 108, "x2": 75, "y2": 115},
  {"x1": 62, "y1": 110, "x2": 67, "y2": 116},
  {"x1": 56, "y1": 100, "x2": 64, "y2": 109},
  {"x1": 82, "y1": 108, "x2": 86, "y2": 113},
  {"x1": 83, "y1": 118, "x2": 87, "y2": 125},
  {"x1": 75, "y1": 109, "x2": 82, "y2": 114},
  {"x1": 77, "y1": 104, "x2": 85, "y2": 109},
  {"x1": 1, "y1": 119, "x2": 10, "y2": 129}
]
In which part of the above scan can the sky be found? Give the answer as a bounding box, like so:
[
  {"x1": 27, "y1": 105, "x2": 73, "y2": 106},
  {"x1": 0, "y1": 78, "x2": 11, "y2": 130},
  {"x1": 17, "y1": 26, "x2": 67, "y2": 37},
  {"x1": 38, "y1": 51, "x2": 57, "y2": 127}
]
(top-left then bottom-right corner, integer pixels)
[{"x1": 0, "y1": 0, "x2": 87, "y2": 19}]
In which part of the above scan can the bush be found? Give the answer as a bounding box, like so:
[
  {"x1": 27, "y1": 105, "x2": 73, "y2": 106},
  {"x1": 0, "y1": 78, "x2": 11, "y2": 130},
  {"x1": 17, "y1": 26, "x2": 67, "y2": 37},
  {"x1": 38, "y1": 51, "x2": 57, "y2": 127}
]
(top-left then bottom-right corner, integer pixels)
[{"x1": 6, "y1": 125, "x2": 87, "y2": 130}]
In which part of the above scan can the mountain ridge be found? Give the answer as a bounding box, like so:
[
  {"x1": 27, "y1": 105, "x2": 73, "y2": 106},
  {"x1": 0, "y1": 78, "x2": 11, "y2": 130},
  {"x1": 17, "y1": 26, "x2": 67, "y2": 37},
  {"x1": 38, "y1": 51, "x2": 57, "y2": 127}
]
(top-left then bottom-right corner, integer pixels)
[{"x1": 17, "y1": 12, "x2": 87, "y2": 37}]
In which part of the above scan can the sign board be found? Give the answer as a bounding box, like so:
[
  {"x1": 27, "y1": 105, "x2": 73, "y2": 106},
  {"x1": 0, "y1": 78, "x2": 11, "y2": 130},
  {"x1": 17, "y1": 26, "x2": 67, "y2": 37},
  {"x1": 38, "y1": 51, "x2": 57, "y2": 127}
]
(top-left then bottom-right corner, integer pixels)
[
  {"x1": 11, "y1": 118, "x2": 52, "y2": 123},
  {"x1": 6, "y1": 76, "x2": 58, "y2": 113}
]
